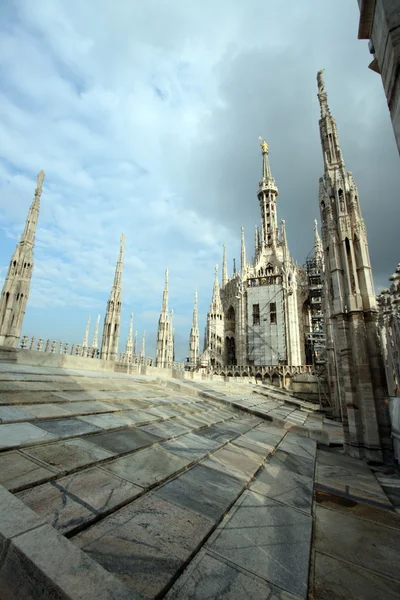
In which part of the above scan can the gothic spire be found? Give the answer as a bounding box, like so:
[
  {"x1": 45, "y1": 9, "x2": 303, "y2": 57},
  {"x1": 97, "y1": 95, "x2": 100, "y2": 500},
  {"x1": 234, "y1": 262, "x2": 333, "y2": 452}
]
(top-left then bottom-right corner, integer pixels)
[
  {"x1": 210, "y1": 265, "x2": 223, "y2": 314},
  {"x1": 140, "y1": 330, "x2": 146, "y2": 359},
  {"x1": 254, "y1": 224, "x2": 259, "y2": 253},
  {"x1": 222, "y1": 245, "x2": 228, "y2": 287},
  {"x1": 241, "y1": 227, "x2": 246, "y2": 273},
  {"x1": 258, "y1": 138, "x2": 278, "y2": 195},
  {"x1": 92, "y1": 314, "x2": 100, "y2": 350},
  {"x1": 100, "y1": 234, "x2": 125, "y2": 361},
  {"x1": 133, "y1": 330, "x2": 138, "y2": 355},
  {"x1": 21, "y1": 170, "x2": 45, "y2": 248},
  {"x1": 317, "y1": 69, "x2": 345, "y2": 174},
  {"x1": 0, "y1": 170, "x2": 45, "y2": 347},
  {"x1": 83, "y1": 315, "x2": 91, "y2": 348},
  {"x1": 257, "y1": 139, "x2": 278, "y2": 247},
  {"x1": 314, "y1": 219, "x2": 323, "y2": 264},
  {"x1": 156, "y1": 268, "x2": 172, "y2": 368},
  {"x1": 162, "y1": 268, "x2": 169, "y2": 313},
  {"x1": 126, "y1": 312, "x2": 133, "y2": 356},
  {"x1": 189, "y1": 291, "x2": 199, "y2": 368}
]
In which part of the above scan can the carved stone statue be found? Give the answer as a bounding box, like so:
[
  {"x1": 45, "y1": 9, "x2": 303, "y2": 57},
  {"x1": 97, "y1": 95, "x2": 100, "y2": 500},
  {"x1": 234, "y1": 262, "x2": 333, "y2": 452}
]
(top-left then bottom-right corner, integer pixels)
[{"x1": 317, "y1": 69, "x2": 325, "y2": 94}]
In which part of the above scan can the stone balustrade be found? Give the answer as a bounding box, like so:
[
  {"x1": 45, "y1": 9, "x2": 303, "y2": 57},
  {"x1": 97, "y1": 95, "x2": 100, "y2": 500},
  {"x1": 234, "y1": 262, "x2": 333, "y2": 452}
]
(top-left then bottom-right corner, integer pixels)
[{"x1": 19, "y1": 336, "x2": 100, "y2": 359}]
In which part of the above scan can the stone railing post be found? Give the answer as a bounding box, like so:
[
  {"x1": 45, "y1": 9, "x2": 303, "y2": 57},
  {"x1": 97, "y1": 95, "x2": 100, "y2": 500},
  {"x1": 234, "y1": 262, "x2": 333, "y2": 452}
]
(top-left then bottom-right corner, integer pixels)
[
  {"x1": 37, "y1": 338, "x2": 44, "y2": 351},
  {"x1": 50, "y1": 340, "x2": 57, "y2": 353},
  {"x1": 20, "y1": 335, "x2": 29, "y2": 349},
  {"x1": 29, "y1": 336, "x2": 36, "y2": 350},
  {"x1": 44, "y1": 339, "x2": 50, "y2": 352}
]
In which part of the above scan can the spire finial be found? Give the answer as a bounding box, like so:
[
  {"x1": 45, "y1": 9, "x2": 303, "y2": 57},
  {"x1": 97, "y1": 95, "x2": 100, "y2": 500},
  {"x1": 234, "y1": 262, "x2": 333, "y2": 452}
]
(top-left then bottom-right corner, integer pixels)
[
  {"x1": 241, "y1": 226, "x2": 246, "y2": 273},
  {"x1": 161, "y1": 267, "x2": 169, "y2": 313},
  {"x1": 258, "y1": 136, "x2": 269, "y2": 154},
  {"x1": 222, "y1": 244, "x2": 228, "y2": 286},
  {"x1": 36, "y1": 170, "x2": 45, "y2": 191},
  {"x1": 83, "y1": 315, "x2": 91, "y2": 348},
  {"x1": 316, "y1": 69, "x2": 330, "y2": 118}
]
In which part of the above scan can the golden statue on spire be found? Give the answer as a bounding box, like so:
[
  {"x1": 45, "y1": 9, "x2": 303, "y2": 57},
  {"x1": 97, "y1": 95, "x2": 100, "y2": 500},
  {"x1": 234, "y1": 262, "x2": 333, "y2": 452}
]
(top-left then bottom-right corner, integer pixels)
[{"x1": 258, "y1": 136, "x2": 269, "y2": 154}]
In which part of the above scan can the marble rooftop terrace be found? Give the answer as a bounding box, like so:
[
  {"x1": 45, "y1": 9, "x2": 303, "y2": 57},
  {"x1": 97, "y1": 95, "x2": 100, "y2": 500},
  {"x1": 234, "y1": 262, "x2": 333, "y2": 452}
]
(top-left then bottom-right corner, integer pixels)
[{"x1": 0, "y1": 362, "x2": 399, "y2": 599}]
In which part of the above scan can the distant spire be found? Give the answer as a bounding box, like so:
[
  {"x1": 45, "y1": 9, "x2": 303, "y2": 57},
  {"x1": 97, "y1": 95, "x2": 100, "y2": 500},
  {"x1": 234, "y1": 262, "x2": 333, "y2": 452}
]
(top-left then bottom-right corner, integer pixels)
[
  {"x1": 210, "y1": 265, "x2": 223, "y2": 314},
  {"x1": 100, "y1": 234, "x2": 125, "y2": 360},
  {"x1": 314, "y1": 219, "x2": 323, "y2": 262},
  {"x1": 222, "y1": 245, "x2": 228, "y2": 286},
  {"x1": 241, "y1": 227, "x2": 246, "y2": 273},
  {"x1": 192, "y1": 291, "x2": 198, "y2": 328},
  {"x1": 21, "y1": 170, "x2": 45, "y2": 247},
  {"x1": 255, "y1": 224, "x2": 259, "y2": 253},
  {"x1": 0, "y1": 170, "x2": 45, "y2": 347},
  {"x1": 233, "y1": 257, "x2": 236, "y2": 274},
  {"x1": 317, "y1": 70, "x2": 345, "y2": 171},
  {"x1": 92, "y1": 314, "x2": 100, "y2": 349},
  {"x1": 140, "y1": 330, "x2": 146, "y2": 359},
  {"x1": 83, "y1": 315, "x2": 91, "y2": 348},
  {"x1": 133, "y1": 330, "x2": 138, "y2": 355},
  {"x1": 189, "y1": 290, "x2": 199, "y2": 368},
  {"x1": 162, "y1": 268, "x2": 169, "y2": 313},
  {"x1": 126, "y1": 312, "x2": 133, "y2": 356},
  {"x1": 258, "y1": 138, "x2": 277, "y2": 195},
  {"x1": 281, "y1": 219, "x2": 287, "y2": 248}
]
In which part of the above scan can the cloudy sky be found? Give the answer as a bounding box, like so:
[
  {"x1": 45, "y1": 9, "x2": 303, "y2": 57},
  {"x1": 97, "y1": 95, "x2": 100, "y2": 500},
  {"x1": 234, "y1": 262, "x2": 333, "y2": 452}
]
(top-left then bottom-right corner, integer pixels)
[{"x1": 0, "y1": 0, "x2": 399, "y2": 360}]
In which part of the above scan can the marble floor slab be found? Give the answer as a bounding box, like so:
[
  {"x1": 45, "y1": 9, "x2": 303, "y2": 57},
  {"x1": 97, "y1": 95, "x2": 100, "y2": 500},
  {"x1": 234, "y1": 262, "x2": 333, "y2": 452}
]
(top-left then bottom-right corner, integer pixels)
[
  {"x1": 0, "y1": 405, "x2": 36, "y2": 423},
  {"x1": 60, "y1": 401, "x2": 120, "y2": 415},
  {"x1": 34, "y1": 417, "x2": 102, "y2": 438},
  {"x1": 77, "y1": 413, "x2": 137, "y2": 430},
  {"x1": 206, "y1": 490, "x2": 312, "y2": 599},
  {"x1": 313, "y1": 550, "x2": 400, "y2": 600},
  {"x1": 316, "y1": 464, "x2": 391, "y2": 505},
  {"x1": 73, "y1": 493, "x2": 214, "y2": 599},
  {"x1": 22, "y1": 438, "x2": 115, "y2": 472},
  {"x1": 0, "y1": 422, "x2": 57, "y2": 449},
  {"x1": 155, "y1": 463, "x2": 244, "y2": 522},
  {"x1": 279, "y1": 434, "x2": 316, "y2": 461},
  {"x1": 242, "y1": 428, "x2": 285, "y2": 449},
  {"x1": 269, "y1": 450, "x2": 315, "y2": 479},
  {"x1": 101, "y1": 445, "x2": 191, "y2": 488},
  {"x1": 140, "y1": 420, "x2": 191, "y2": 439},
  {"x1": 19, "y1": 403, "x2": 72, "y2": 419},
  {"x1": 161, "y1": 432, "x2": 220, "y2": 461},
  {"x1": 84, "y1": 427, "x2": 161, "y2": 455},
  {"x1": 202, "y1": 443, "x2": 263, "y2": 482},
  {"x1": 231, "y1": 435, "x2": 274, "y2": 459},
  {"x1": 315, "y1": 505, "x2": 400, "y2": 582},
  {"x1": 250, "y1": 463, "x2": 313, "y2": 514},
  {"x1": 0, "y1": 450, "x2": 57, "y2": 491},
  {"x1": 17, "y1": 466, "x2": 142, "y2": 534},
  {"x1": 194, "y1": 423, "x2": 241, "y2": 444},
  {"x1": 119, "y1": 410, "x2": 160, "y2": 424},
  {"x1": 166, "y1": 549, "x2": 301, "y2": 600}
]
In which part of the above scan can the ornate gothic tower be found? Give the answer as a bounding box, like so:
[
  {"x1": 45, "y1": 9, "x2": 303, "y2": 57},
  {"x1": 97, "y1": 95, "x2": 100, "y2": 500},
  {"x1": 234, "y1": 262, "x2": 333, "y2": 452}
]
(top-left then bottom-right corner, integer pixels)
[
  {"x1": 100, "y1": 234, "x2": 125, "y2": 361},
  {"x1": 0, "y1": 170, "x2": 45, "y2": 348},
  {"x1": 189, "y1": 291, "x2": 199, "y2": 368},
  {"x1": 156, "y1": 269, "x2": 173, "y2": 367},
  {"x1": 317, "y1": 70, "x2": 391, "y2": 461},
  {"x1": 205, "y1": 265, "x2": 225, "y2": 366}
]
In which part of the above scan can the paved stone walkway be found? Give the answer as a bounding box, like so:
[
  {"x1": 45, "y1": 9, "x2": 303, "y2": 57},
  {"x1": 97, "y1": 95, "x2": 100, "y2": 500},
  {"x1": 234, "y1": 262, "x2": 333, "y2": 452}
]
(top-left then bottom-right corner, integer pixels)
[{"x1": 0, "y1": 363, "x2": 398, "y2": 599}]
